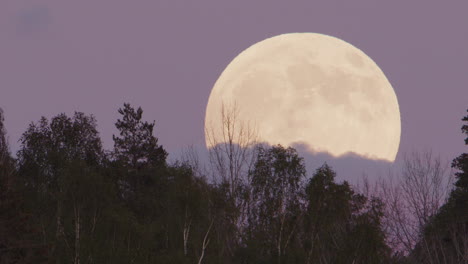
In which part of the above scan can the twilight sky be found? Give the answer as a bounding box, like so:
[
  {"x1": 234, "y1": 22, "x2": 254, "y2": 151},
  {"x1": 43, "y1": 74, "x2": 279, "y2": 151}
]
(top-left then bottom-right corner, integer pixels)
[{"x1": 1, "y1": 1, "x2": 467, "y2": 177}]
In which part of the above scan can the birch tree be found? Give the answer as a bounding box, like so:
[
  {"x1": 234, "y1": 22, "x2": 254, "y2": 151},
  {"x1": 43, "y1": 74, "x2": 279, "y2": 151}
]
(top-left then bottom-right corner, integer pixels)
[
  {"x1": 17, "y1": 112, "x2": 104, "y2": 263},
  {"x1": 205, "y1": 102, "x2": 258, "y2": 255},
  {"x1": 205, "y1": 102, "x2": 257, "y2": 198}
]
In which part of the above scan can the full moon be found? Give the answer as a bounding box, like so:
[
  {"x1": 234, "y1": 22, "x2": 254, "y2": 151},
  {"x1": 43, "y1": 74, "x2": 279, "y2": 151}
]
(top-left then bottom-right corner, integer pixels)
[{"x1": 205, "y1": 33, "x2": 401, "y2": 162}]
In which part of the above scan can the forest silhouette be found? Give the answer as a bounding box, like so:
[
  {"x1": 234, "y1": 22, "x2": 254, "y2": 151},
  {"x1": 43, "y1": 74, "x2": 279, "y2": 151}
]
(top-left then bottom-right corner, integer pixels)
[{"x1": 0, "y1": 104, "x2": 467, "y2": 264}]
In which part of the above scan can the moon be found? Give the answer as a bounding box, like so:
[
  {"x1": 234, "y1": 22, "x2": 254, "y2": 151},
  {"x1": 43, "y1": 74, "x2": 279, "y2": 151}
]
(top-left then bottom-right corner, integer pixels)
[{"x1": 205, "y1": 33, "x2": 401, "y2": 162}]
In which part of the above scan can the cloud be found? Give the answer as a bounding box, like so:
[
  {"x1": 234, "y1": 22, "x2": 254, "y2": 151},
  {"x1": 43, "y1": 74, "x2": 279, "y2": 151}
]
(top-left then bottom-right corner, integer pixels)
[
  {"x1": 16, "y1": 5, "x2": 52, "y2": 35},
  {"x1": 183, "y1": 141, "x2": 397, "y2": 187},
  {"x1": 291, "y1": 143, "x2": 397, "y2": 185}
]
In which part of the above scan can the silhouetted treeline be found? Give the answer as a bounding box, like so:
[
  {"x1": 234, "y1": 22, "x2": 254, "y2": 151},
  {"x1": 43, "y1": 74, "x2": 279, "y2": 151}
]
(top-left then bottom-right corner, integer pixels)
[{"x1": 0, "y1": 104, "x2": 467, "y2": 264}]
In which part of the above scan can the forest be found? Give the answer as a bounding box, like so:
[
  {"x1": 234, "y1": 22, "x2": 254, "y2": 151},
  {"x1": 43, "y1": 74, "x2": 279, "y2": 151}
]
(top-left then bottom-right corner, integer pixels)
[{"x1": 0, "y1": 103, "x2": 467, "y2": 264}]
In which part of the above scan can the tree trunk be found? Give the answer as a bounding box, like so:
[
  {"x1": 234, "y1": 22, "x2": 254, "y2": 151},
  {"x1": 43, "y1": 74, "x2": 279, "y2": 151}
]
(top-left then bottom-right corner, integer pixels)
[
  {"x1": 74, "y1": 206, "x2": 80, "y2": 264},
  {"x1": 183, "y1": 207, "x2": 192, "y2": 256},
  {"x1": 53, "y1": 199, "x2": 63, "y2": 264},
  {"x1": 198, "y1": 220, "x2": 214, "y2": 264},
  {"x1": 277, "y1": 214, "x2": 283, "y2": 264}
]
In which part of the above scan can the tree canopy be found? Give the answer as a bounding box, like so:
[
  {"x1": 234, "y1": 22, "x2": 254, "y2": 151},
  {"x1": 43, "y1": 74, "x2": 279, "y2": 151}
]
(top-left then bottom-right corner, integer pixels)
[{"x1": 0, "y1": 104, "x2": 466, "y2": 263}]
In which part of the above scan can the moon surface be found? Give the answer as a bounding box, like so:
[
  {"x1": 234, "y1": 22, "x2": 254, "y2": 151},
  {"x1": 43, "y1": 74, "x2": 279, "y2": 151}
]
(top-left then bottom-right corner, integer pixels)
[{"x1": 205, "y1": 33, "x2": 401, "y2": 162}]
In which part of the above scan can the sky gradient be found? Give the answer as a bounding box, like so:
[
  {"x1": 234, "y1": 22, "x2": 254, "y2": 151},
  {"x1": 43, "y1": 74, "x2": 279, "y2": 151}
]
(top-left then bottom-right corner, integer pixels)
[{"x1": 1, "y1": 1, "x2": 467, "y2": 175}]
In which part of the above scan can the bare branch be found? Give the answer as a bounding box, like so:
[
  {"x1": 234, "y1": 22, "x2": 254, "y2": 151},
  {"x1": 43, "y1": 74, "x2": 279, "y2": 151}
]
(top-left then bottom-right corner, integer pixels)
[{"x1": 377, "y1": 150, "x2": 454, "y2": 255}]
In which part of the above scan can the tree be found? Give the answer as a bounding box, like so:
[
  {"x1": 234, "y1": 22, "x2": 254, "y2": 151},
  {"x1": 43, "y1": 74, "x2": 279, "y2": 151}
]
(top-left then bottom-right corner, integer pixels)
[
  {"x1": 17, "y1": 112, "x2": 107, "y2": 263},
  {"x1": 447, "y1": 108, "x2": 468, "y2": 261},
  {"x1": 205, "y1": 102, "x2": 258, "y2": 257},
  {"x1": 452, "y1": 109, "x2": 468, "y2": 191},
  {"x1": 112, "y1": 104, "x2": 168, "y2": 218},
  {"x1": 0, "y1": 108, "x2": 48, "y2": 263},
  {"x1": 406, "y1": 109, "x2": 468, "y2": 263},
  {"x1": 247, "y1": 145, "x2": 305, "y2": 264},
  {"x1": 0, "y1": 108, "x2": 8, "y2": 166},
  {"x1": 113, "y1": 103, "x2": 167, "y2": 170},
  {"x1": 378, "y1": 151, "x2": 452, "y2": 255},
  {"x1": 303, "y1": 164, "x2": 352, "y2": 263},
  {"x1": 159, "y1": 164, "x2": 208, "y2": 261},
  {"x1": 205, "y1": 102, "x2": 257, "y2": 201},
  {"x1": 303, "y1": 164, "x2": 390, "y2": 263}
]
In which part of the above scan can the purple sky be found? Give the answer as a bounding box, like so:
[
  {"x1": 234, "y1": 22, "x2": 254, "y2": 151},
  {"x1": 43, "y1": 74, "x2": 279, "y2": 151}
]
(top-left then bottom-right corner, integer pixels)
[{"x1": 1, "y1": 1, "x2": 467, "y2": 172}]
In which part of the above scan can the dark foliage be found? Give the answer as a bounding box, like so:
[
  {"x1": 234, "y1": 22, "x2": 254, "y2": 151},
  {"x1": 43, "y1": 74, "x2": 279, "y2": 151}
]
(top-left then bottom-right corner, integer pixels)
[
  {"x1": 409, "y1": 109, "x2": 468, "y2": 263},
  {"x1": 2, "y1": 104, "x2": 466, "y2": 263},
  {"x1": 113, "y1": 103, "x2": 167, "y2": 170},
  {"x1": 0, "y1": 108, "x2": 48, "y2": 263}
]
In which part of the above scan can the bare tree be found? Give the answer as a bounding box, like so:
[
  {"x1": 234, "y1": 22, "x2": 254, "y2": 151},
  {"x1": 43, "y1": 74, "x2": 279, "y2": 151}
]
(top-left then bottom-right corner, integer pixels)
[
  {"x1": 377, "y1": 151, "x2": 454, "y2": 255},
  {"x1": 205, "y1": 102, "x2": 258, "y2": 196},
  {"x1": 180, "y1": 144, "x2": 208, "y2": 179},
  {"x1": 202, "y1": 102, "x2": 260, "y2": 259},
  {"x1": 205, "y1": 102, "x2": 258, "y2": 228}
]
